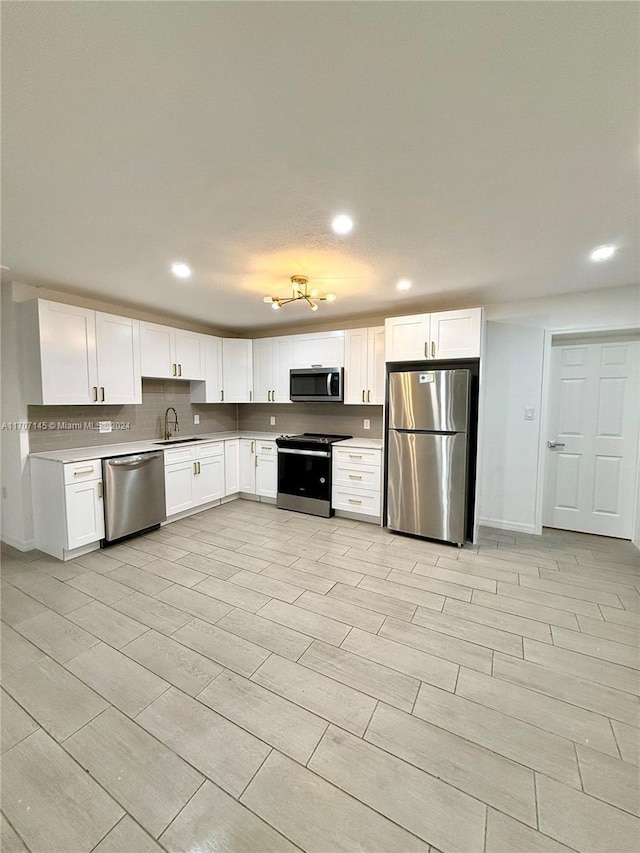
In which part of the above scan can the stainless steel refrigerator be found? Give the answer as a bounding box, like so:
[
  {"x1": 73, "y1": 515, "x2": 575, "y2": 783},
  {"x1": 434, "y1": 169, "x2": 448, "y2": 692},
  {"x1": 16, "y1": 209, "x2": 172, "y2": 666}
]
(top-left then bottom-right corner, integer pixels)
[{"x1": 387, "y1": 368, "x2": 470, "y2": 546}]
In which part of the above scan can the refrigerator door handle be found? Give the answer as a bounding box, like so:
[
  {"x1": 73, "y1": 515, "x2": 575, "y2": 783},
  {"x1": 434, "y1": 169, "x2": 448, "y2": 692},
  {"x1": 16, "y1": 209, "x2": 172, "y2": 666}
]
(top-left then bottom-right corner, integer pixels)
[{"x1": 393, "y1": 428, "x2": 460, "y2": 436}]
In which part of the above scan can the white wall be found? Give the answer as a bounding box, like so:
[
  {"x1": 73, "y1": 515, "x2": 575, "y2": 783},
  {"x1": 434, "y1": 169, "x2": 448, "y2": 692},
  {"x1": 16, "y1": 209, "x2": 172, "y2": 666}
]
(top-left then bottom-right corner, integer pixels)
[
  {"x1": 479, "y1": 283, "x2": 640, "y2": 536},
  {"x1": 1, "y1": 282, "x2": 34, "y2": 549}
]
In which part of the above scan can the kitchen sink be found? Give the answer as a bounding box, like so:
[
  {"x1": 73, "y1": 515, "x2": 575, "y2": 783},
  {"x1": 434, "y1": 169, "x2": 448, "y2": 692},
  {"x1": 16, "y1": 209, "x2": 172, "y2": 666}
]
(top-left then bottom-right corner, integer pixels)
[{"x1": 153, "y1": 437, "x2": 208, "y2": 445}]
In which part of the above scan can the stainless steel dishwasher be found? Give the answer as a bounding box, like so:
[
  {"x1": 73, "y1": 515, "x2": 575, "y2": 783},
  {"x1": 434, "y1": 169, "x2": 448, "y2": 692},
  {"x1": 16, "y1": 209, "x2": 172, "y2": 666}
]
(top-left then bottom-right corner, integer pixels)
[{"x1": 102, "y1": 452, "x2": 166, "y2": 544}]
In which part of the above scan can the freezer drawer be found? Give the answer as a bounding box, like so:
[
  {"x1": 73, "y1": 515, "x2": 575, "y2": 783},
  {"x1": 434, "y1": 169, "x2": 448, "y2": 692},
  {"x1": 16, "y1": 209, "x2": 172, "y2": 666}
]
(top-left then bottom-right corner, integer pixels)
[
  {"x1": 387, "y1": 430, "x2": 468, "y2": 545},
  {"x1": 388, "y1": 369, "x2": 470, "y2": 432}
]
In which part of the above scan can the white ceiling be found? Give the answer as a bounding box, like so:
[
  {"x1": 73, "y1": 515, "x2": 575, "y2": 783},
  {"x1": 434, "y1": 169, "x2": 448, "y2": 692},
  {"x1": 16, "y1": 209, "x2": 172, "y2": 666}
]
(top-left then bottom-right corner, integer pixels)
[{"x1": 2, "y1": 2, "x2": 638, "y2": 332}]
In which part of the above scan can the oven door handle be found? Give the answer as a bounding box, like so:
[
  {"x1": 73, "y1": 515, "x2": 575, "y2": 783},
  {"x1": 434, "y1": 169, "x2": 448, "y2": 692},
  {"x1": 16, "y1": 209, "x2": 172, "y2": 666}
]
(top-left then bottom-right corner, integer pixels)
[{"x1": 277, "y1": 448, "x2": 330, "y2": 457}]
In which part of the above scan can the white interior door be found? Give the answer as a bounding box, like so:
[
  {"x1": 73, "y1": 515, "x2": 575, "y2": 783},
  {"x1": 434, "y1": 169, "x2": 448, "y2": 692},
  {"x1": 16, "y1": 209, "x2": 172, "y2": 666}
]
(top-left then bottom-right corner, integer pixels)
[{"x1": 543, "y1": 340, "x2": 640, "y2": 538}]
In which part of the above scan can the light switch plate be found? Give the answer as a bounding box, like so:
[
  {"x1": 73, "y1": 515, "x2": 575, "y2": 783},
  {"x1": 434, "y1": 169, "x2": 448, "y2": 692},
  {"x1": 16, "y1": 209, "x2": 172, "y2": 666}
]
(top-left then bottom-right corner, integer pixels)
[
  {"x1": 98, "y1": 421, "x2": 112, "y2": 433},
  {"x1": 193, "y1": 414, "x2": 200, "y2": 425},
  {"x1": 524, "y1": 408, "x2": 535, "y2": 421},
  {"x1": 270, "y1": 416, "x2": 276, "y2": 426},
  {"x1": 363, "y1": 419, "x2": 371, "y2": 430}
]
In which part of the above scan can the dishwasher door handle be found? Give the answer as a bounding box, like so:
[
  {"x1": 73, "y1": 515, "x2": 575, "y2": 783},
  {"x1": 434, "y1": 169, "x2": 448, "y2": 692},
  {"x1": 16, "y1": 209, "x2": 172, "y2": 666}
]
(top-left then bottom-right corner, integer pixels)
[{"x1": 106, "y1": 453, "x2": 164, "y2": 468}]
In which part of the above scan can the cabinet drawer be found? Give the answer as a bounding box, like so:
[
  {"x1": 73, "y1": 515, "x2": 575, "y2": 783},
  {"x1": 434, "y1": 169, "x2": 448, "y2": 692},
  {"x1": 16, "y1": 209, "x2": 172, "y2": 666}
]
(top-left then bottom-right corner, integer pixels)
[
  {"x1": 333, "y1": 446, "x2": 382, "y2": 467},
  {"x1": 163, "y1": 446, "x2": 196, "y2": 465},
  {"x1": 63, "y1": 459, "x2": 102, "y2": 484},
  {"x1": 256, "y1": 441, "x2": 276, "y2": 455},
  {"x1": 196, "y1": 441, "x2": 224, "y2": 459},
  {"x1": 332, "y1": 486, "x2": 381, "y2": 517},
  {"x1": 333, "y1": 462, "x2": 381, "y2": 490}
]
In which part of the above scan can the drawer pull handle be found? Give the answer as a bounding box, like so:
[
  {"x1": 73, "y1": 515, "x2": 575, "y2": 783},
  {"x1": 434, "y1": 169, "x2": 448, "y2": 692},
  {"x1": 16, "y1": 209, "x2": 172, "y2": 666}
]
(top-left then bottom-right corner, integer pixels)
[
  {"x1": 348, "y1": 498, "x2": 362, "y2": 504},
  {"x1": 348, "y1": 474, "x2": 363, "y2": 479},
  {"x1": 73, "y1": 468, "x2": 95, "y2": 476},
  {"x1": 97, "y1": 481, "x2": 103, "y2": 498},
  {"x1": 348, "y1": 454, "x2": 363, "y2": 459}
]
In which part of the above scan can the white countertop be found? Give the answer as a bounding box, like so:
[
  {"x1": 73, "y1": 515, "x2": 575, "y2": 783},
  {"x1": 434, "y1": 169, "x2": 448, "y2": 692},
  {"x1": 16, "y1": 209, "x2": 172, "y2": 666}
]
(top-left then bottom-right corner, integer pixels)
[
  {"x1": 334, "y1": 437, "x2": 384, "y2": 450},
  {"x1": 30, "y1": 431, "x2": 384, "y2": 463},
  {"x1": 29, "y1": 431, "x2": 282, "y2": 463}
]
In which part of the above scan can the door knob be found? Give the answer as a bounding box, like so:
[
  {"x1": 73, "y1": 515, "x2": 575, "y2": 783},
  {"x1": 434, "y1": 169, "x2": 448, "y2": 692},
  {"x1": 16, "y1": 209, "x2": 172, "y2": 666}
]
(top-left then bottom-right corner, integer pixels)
[{"x1": 547, "y1": 441, "x2": 566, "y2": 449}]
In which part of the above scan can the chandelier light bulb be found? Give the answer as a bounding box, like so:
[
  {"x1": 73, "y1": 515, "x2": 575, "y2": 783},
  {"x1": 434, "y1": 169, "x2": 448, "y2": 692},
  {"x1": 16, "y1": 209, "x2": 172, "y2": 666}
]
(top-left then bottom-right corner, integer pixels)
[
  {"x1": 397, "y1": 279, "x2": 412, "y2": 291},
  {"x1": 325, "y1": 292, "x2": 337, "y2": 302},
  {"x1": 263, "y1": 296, "x2": 275, "y2": 303},
  {"x1": 310, "y1": 302, "x2": 319, "y2": 311},
  {"x1": 271, "y1": 301, "x2": 281, "y2": 310}
]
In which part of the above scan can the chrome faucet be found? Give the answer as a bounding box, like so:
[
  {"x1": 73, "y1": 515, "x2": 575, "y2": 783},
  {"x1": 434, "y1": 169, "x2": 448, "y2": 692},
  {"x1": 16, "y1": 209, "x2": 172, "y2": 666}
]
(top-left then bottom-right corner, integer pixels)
[{"x1": 163, "y1": 407, "x2": 179, "y2": 440}]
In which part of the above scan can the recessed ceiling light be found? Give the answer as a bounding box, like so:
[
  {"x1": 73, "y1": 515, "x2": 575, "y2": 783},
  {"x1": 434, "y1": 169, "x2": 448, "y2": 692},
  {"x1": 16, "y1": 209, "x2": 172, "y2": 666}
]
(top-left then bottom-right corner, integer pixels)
[
  {"x1": 171, "y1": 262, "x2": 191, "y2": 278},
  {"x1": 590, "y1": 245, "x2": 616, "y2": 262},
  {"x1": 331, "y1": 214, "x2": 354, "y2": 236},
  {"x1": 397, "y1": 279, "x2": 412, "y2": 291}
]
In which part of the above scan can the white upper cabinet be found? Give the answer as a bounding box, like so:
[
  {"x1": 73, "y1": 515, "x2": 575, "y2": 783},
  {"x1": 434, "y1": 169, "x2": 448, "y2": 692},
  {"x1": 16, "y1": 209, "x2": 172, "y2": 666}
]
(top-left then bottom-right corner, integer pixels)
[
  {"x1": 384, "y1": 313, "x2": 431, "y2": 362},
  {"x1": 292, "y1": 331, "x2": 344, "y2": 368},
  {"x1": 222, "y1": 338, "x2": 253, "y2": 402},
  {"x1": 430, "y1": 308, "x2": 482, "y2": 359},
  {"x1": 94, "y1": 312, "x2": 142, "y2": 404},
  {"x1": 175, "y1": 329, "x2": 205, "y2": 379},
  {"x1": 140, "y1": 322, "x2": 204, "y2": 379},
  {"x1": 190, "y1": 335, "x2": 223, "y2": 403},
  {"x1": 344, "y1": 327, "x2": 385, "y2": 405},
  {"x1": 252, "y1": 336, "x2": 293, "y2": 403},
  {"x1": 385, "y1": 308, "x2": 482, "y2": 362},
  {"x1": 252, "y1": 338, "x2": 273, "y2": 403},
  {"x1": 21, "y1": 299, "x2": 141, "y2": 405}
]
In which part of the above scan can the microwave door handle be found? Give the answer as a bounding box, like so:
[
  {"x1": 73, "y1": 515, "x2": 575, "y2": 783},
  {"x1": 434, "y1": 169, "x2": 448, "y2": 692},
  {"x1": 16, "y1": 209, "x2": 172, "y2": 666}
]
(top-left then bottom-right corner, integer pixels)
[{"x1": 327, "y1": 372, "x2": 332, "y2": 397}]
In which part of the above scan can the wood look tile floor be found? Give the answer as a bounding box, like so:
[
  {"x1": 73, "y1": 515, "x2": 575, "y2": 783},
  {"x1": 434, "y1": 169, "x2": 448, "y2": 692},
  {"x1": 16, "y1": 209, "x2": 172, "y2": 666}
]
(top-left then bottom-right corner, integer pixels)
[{"x1": 2, "y1": 502, "x2": 640, "y2": 853}]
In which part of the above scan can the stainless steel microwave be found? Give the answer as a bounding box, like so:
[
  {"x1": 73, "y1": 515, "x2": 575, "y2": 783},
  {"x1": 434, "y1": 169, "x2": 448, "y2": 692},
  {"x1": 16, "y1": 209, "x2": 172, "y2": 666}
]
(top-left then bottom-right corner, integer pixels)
[{"x1": 289, "y1": 367, "x2": 344, "y2": 402}]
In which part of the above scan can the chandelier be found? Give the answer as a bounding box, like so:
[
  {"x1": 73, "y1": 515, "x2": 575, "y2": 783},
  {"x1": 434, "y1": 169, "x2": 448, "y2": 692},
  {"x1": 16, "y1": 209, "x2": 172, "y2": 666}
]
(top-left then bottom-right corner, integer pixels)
[{"x1": 263, "y1": 275, "x2": 336, "y2": 312}]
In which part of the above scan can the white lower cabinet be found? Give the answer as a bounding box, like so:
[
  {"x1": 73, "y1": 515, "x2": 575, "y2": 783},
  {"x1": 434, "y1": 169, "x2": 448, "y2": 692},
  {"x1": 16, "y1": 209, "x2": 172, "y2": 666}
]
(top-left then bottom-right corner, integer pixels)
[
  {"x1": 164, "y1": 442, "x2": 225, "y2": 516},
  {"x1": 332, "y1": 444, "x2": 382, "y2": 520},
  {"x1": 195, "y1": 456, "x2": 225, "y2": 504},
  {"x1": 224, "y1": 439, "x2": 240, "y2": 495},
  {"x1": 31, "y1": 458, "x2": 105, "y2": 560},
  {"x1": 239, "y1": 439, "x2": 256, "y2": 493},
  {"x1": 255, "y1": 440, "x2": 277, "y2": 498}
]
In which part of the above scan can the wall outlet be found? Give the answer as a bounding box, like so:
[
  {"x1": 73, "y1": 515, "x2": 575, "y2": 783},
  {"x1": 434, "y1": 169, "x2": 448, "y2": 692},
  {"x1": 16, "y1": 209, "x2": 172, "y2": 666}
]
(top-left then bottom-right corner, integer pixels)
[
  {"x1": 270, "y1": 416, "x2": 276, "y2": 426},
  {"x1": 193, "y1": 414, "x2": 200, "y2": 425},
  {"x1": 98, "y1": 421, "x2": 112, "y2": 433},
  {"x1": 363, "y1": 418, "x2": 371, "y2": 430},
  {"x1": 524, "y1": 408, "x2": 535, "y2": 421}
]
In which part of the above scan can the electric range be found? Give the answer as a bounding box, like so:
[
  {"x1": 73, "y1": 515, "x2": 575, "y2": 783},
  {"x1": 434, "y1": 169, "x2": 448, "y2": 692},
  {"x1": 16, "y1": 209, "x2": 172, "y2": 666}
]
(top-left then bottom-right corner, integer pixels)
[{"x1": 276, "y1": 433, "x2": 353, "y2": 517}]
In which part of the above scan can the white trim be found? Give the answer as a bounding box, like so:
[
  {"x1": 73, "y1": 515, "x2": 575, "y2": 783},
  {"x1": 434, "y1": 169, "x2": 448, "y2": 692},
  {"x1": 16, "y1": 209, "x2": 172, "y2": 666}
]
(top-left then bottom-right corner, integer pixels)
[
  {"x1": 478, "y1": 517, "x2": 537, "y2": 535},
  {"x1": 1, "y1": 533, "x2": 37, "y2": 552},
  {"x1": 535, "y1": 321, "x2": 640, "y2": 537}
]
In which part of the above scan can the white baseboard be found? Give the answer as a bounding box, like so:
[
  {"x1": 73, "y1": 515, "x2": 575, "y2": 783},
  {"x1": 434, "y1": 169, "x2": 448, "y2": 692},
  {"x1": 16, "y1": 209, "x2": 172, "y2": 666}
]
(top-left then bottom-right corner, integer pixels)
[
  {"x1": 1, "y1": 532, "x2": 37, "y2": 552},
  {"x1": 478, "y1": 517, "x2": 537, "y2": 535}
]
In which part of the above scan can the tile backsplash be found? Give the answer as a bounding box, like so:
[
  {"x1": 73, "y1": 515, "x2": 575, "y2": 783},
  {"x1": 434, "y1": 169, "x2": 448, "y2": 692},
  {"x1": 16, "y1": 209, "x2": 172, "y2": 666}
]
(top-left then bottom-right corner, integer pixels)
[
  {"x1": 27, "y1": 379, "x2": 238, "y2": 452},
  {"x1": 237, "y1": 403, "x2": 383, "y2": 439},
  {"x1": 27, "y1": 385, "x2": 382, "y2": 453}
]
